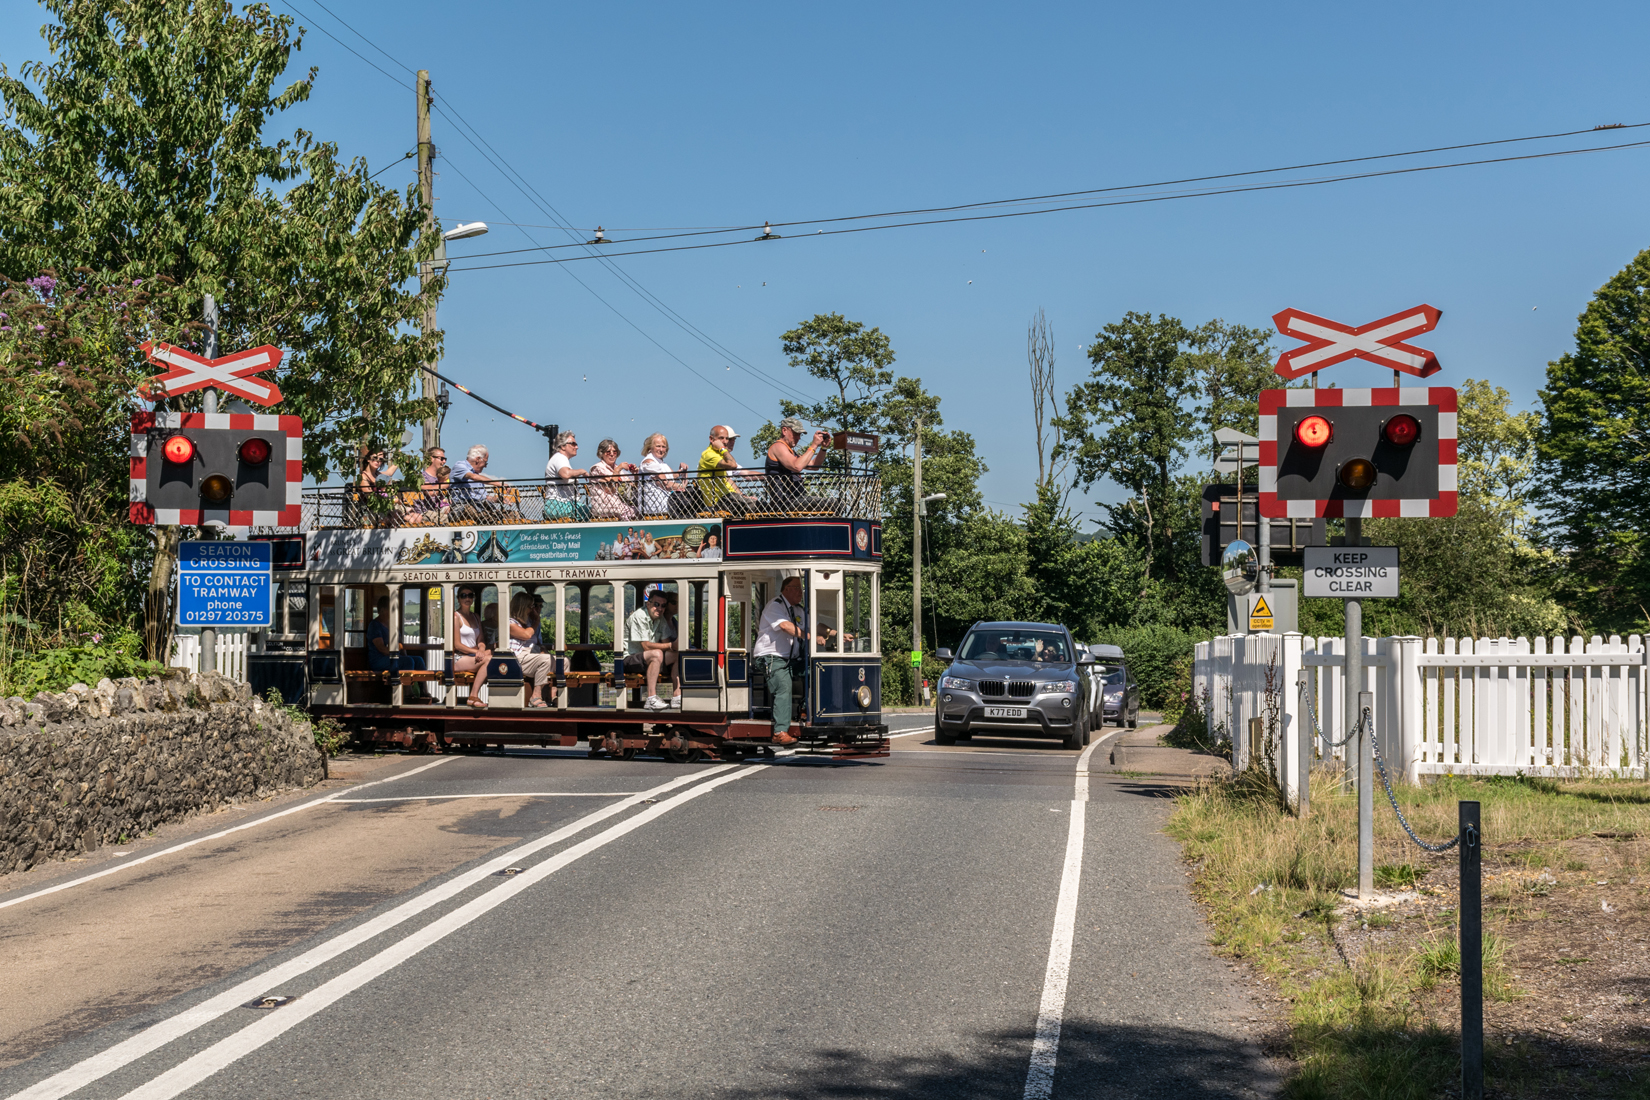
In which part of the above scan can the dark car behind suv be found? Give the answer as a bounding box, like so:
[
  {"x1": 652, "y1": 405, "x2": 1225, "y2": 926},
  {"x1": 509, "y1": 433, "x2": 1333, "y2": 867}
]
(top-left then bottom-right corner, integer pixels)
[{"x1": 933, "y1": 621, "x2": 1094, "y2": 749}]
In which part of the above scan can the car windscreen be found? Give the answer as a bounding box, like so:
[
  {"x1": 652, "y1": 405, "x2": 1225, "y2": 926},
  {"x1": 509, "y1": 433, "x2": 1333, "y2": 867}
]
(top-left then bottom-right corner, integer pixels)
[
  {"x1": 957, "y1": 629, "x2": 1071, "y2": 663},
  {"x1": 1097, "y1": 667, "x2": 1127, "y2": 685}
]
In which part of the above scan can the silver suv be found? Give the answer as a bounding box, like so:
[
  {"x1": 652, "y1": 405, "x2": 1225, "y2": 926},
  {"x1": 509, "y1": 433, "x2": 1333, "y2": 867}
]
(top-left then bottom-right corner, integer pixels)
[{"x1": 933, "y1": 621, "x2": 1093, "y2": 749}]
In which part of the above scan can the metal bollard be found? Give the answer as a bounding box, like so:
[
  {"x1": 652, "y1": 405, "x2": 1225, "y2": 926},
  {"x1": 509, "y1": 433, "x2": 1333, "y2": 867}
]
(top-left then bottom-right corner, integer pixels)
[{"x1": 1460, "y1": 800, "x2": 1483, "y2": 1100}]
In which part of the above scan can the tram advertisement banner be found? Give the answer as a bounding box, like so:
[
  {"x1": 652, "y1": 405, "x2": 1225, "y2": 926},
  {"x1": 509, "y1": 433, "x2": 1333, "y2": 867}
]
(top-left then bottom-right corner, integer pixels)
[{"x1": 309, "y1": 522, "x2": 725, "y2": 570}]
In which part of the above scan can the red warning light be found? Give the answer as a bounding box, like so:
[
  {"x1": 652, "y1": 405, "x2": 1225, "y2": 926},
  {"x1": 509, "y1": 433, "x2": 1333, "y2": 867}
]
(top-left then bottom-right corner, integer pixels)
[
  {"x1": 162, "y1": 435, "x2": 195, "y2": 464},
  {"x1": 1382, "y1": 413, "x2": 1421, "y2": 446},
  {"x1": 1294, "y1": 415, "x2": 1333, "y2": 448},
  {"x1": 238, "y1": 436, "x2": 272, "y2": 465}
]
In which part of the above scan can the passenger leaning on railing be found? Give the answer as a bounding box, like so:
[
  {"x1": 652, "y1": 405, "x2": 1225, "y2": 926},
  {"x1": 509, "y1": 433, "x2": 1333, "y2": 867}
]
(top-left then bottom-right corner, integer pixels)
[
  {"x1": 545, "y1": 431, "x2": 593, "y2": 522},
  {"x1": 417, "y1": 447, "x2": 452, "y2": 525},
  {"x1": 588, "y1": 439, "x2": 639, "y2": 520},
  {"x1": 449, "y1": 444, "x2": 505, "y2": 522}
]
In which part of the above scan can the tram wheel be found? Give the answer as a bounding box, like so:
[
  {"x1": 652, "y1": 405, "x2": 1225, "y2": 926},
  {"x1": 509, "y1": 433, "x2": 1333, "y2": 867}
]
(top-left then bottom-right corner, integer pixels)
[
  {"x1": 619, "y1": 747, "x2": 638, "y2": 761},
  {"x1": 664, "y1": 745, "x2": 697, "y2": 763}
]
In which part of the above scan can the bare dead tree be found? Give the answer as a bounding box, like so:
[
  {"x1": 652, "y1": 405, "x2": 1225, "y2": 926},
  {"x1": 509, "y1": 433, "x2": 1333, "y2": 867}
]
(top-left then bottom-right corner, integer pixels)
[{"x1": 1027, "y1": 308, "x2": 1067, "y2": 493}]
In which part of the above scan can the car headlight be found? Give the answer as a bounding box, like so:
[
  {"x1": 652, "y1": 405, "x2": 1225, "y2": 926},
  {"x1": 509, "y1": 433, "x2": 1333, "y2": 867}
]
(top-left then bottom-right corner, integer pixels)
[
  {"x1": 940, "y1": 676, "x2": 975, "y2": 691},
  {"x1": 1104, "y1": 688, "x2": 1124, "y2": 701},
  {"x1": 1039, "y1": 680, "x2": 1078, "y2": 694}
]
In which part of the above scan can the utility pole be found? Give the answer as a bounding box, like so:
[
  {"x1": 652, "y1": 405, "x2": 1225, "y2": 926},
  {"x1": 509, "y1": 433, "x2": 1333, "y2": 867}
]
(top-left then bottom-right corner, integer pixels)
[
  {"x1": 417, "y1": 69, "x2": 439, "y2": 457},
  {"x1": 199, "y1": 294, "x2": 219, "y2": 678},
  {"x1": 911, "y1": 418, "x2": 923, "y2": 681}
]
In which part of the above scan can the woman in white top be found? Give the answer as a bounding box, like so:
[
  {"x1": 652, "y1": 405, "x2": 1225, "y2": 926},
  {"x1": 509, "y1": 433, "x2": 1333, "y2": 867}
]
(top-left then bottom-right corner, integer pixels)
[
  {"x1": 507, "y1": 591, "x2": 556, "y2": 707},
  {"x1": 452, "y1": 587, "x2": 492, "y2": 709},
  {"x1": 638, "y1": 432, "x2": 689, "y2": 518},
  {"x1": 544, "y1": 431, "x2": 591, "y2": 521},
  {"x1": 587, "y1": 439, "x2": 639, "y2": 520}
]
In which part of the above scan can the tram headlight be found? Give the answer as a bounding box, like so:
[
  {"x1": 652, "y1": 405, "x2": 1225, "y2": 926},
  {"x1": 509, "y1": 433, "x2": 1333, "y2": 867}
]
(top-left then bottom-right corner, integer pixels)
[{"x1": 856, "y1": 685, "x2": 872, "y2": 710}]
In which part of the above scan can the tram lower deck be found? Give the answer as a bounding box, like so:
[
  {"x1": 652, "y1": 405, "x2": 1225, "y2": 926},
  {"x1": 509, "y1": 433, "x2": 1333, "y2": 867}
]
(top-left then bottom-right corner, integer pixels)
[{"x1": 258, "y1": 513, "x2": 888, "y2": 760}]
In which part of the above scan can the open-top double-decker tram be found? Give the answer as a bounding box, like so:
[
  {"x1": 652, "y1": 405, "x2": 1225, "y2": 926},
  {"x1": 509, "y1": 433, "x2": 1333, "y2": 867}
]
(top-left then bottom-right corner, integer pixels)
[{"x1": 259, "y1": 469, "x2": 888, "y2": 760}]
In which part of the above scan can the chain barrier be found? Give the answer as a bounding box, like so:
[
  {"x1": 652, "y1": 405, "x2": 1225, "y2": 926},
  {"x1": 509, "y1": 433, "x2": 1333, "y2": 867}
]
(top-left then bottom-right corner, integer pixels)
[
  {"x1": 1364, "y1": 705, "x2": 1462, "y2": 853},
  {"x1": 1297, "y1": 678, "x2": 1362, "y2": 747}
]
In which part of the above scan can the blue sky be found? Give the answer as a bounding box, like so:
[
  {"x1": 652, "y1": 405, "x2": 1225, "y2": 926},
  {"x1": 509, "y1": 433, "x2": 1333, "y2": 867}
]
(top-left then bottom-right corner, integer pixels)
[{"x1": 5, "y1": 1, "x2": 1649, "y2": 522}]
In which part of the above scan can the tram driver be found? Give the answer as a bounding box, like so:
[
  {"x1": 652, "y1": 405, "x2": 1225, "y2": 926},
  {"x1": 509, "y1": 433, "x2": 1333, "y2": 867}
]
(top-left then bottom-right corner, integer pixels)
[{"x1": 752, "y1": 575, "x2": 850, "y2": 745}]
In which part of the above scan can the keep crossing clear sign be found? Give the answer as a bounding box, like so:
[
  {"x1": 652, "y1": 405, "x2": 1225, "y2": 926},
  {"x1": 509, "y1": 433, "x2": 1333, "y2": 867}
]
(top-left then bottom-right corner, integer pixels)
[
  {"x1": 1303, "y1": 546, "x2": 1400, "y2": 599},
  {"x1": 176, "y1": 540, "x2": 273, "y2": 626}
]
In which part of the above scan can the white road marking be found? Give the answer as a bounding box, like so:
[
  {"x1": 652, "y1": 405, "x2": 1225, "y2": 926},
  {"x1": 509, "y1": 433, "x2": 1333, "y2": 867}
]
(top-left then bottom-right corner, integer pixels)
[
  {"x1": 331, "y1": 792, "x2": 641, "y2": 803},
  {"x1": 111, "y1": 766, "x2": 763, "y2": 1100},
  {"x1": 4, "y1": 764, "x2": 737, "y2": 1100},
  {"x1": 1022, "y1": 737, "x2": 1101, "y2": 1100},
  {"x1": 0, "y1": 758, "x2": 453, "y2": 913}
]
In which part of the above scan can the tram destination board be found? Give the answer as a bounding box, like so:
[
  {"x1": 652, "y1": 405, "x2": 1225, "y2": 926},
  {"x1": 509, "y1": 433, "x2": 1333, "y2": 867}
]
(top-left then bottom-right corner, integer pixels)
[
  {"x1": 1302, "y1": 546, "x2": 1399, "y2": 599},
  {"x1": 176, "y1": 540, "x2": 273, "y2": 626}
]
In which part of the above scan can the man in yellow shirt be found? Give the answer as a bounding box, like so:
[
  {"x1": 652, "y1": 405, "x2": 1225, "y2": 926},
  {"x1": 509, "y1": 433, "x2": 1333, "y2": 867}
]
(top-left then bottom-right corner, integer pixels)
[{"x1": 696, "y1": 425, "x2": 755, "y2": 514}]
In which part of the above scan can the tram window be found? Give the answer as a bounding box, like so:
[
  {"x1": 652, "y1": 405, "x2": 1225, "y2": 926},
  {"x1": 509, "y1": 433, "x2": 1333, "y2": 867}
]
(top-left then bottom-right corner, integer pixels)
[
  {"x1": 400, "y1": 587, "x2": 422, "y2": 645},
  {"x1": 726, "y1": 599, "x2": 746, "y2": 652},
  {"x1": 343, "y1": 588, "x2": 366, "y2": 649},
  {"x1": 477, "y1": 588, "x2": 500, "y2": 650},
  {"x1": 845, "y1": 573, "x2": 871, "y2": 654},
  {"x1": 317, "y1": 589, "x2": 336, "y2": 649},
  {"x1": 815, "y1": 583, "x2": 842, "y2": 654},
  {"x1": 284, "y1": 584, "x2": 307, "y2": 636}
]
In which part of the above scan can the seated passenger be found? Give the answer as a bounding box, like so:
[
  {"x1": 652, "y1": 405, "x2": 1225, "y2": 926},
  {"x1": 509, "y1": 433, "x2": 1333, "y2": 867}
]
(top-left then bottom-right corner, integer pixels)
[
  {"x1": 449, "y1": 445, "x2": 504, "y2": 522},
  {"x1": 588, "y1": 439, "x2": 639, "y2": 520},
  {"x1": 764, "y1": 417, "x2": 832, "y2": 512},
  {"x1": 451, "y1": 587, "x2": 491, "y2": 709},
  {"x1": 624, "y1": 590, "x2": 679, "y2": 711},
  {"x1": 544, "y1": 431, "x2": 592, "y2": 521},
  {"x1": 354, "y1": 448, "x2": 403, "y2": 527},
  {"x1": 696, "y1": 425, "x2": 757, "y2": 515},
  {"x1": 638, "y1": 433, "x2": 691, "y2": 517},
  {"x1": 367, "y1": 595, "x2": 427, "y2": 689},
  {"x1": 508, "y1": 592, "x2": 556, "y2": 708}
]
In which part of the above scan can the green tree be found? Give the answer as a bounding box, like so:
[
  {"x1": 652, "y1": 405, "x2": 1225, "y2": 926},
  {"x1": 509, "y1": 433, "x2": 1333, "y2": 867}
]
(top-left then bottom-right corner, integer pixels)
[
  {"x1": 1536, "y1": 248, "x2": 1650, "y2": 632},
  {"x1": 0, "y1": 0, "x2": 439, "y2": 480},
  {"x1": 1057, "y1": 312, "x2": 1197, "y2": 579},
  {"x1": 1456, "y1": 378, "x2": 1539, "y2": 542},
  {"x1": 1186, "y1": 319, "x2": 1277, "y2": 452},
  {"x1": 0, "y1": 0, "x2": 442, "y2": 655}
]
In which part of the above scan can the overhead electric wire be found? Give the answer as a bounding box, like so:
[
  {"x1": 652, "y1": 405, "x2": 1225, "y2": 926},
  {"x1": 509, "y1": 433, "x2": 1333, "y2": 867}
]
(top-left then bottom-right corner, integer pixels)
[
  {"x1": 277, "y1": 0, "x2": 801, "y2": 414},
  {"x1": 446, "y1": 136, "x2": 1650, "y2": 273},
  {"x1": 446, "y1": 121, "x2": 1650, "y2": 261}
]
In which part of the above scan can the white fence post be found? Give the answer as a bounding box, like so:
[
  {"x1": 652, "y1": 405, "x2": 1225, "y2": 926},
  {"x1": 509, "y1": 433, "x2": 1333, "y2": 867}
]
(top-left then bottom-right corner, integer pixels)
[{"x1": 169, "y1": 630, "x2": 247, "y2": 682}]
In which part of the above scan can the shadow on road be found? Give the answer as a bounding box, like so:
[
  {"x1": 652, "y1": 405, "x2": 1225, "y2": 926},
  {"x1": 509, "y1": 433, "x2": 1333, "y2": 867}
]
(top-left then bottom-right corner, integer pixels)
[{"x1": 694, "y1": 1018, "x2": 1280, "y2": 1099}]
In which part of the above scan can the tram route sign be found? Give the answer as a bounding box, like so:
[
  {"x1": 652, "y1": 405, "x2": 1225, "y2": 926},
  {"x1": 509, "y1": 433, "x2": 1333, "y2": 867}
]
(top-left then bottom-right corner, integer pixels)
[
  {"x1": 176, "y1": 540, "x2": 273, "y2": 627},
  {"x1": 1302, "y1": 546, "x2": 1399, "y2": 599}
]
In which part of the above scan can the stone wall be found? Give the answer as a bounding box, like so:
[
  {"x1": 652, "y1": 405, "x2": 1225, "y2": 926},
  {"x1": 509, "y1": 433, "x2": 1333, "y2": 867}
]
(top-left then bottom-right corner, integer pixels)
[{"x1": 0, "y1": 671, "x2": 326, "y2": 876}]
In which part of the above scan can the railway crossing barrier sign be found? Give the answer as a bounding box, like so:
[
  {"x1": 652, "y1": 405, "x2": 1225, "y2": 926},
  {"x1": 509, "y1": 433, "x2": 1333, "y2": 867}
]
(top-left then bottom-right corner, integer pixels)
[
  {"x1": 1271, "y1": 305, "x2": 1442, "y2": 381},
  {"x1": 1303, "y1": 546, "x2": 1400, "y2": 599},
  {"x1": 140, "y1": 341, "x2": 285, "y2": 406},
  {"x1": 1258, "y1": 386, "x2": 1458, "y2": 519},
  {"x1": 176, "y1": 540, "x2": 273, "y2": 627}
]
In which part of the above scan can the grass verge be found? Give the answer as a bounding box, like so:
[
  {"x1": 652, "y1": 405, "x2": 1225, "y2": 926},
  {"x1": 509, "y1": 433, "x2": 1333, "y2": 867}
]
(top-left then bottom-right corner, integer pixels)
[{"x1": 1167, "y1": 767, "x2": 1650, "y2": 1100}]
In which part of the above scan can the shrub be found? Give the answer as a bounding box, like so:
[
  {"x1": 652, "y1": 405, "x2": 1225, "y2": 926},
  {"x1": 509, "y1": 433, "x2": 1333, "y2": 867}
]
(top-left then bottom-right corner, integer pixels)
[
  {"x1": 0, "y1": 629, "x2": 165, "y2": 696},
  {"x1": 1091, "y1": 623, "x2": 1201, "y2": 709}
]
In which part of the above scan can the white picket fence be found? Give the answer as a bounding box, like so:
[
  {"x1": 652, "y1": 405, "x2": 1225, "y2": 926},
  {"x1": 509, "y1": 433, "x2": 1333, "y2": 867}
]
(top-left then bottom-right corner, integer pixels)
[
  {"x1": 1193, "y1": 633, "x2": 1649, "y2": 800},
  {"x1": 169, "y1": 631, "x2": 250, "y2": 682}
]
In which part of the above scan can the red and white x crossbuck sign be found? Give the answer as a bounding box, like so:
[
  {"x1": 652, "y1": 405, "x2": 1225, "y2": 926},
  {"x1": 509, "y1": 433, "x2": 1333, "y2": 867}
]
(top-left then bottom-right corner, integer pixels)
[
  {"x1": 1271, "y1": 305, "x2": 1442, "y2": 381},
  {"x1": 140, "y1": 341, "x2": 284, "y2": 407}
]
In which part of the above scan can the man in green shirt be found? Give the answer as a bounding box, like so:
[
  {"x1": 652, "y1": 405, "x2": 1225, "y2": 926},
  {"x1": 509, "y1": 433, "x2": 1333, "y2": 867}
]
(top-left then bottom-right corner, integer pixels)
[{"x1": 624, "y1": 591, "x2": 679, "y2": 711}]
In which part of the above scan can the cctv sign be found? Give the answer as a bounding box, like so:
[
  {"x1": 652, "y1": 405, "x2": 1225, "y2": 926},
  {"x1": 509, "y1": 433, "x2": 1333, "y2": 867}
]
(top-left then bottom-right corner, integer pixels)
[{"x1": 1303, "y1": 547, "x2": 1399, "y2": 599}]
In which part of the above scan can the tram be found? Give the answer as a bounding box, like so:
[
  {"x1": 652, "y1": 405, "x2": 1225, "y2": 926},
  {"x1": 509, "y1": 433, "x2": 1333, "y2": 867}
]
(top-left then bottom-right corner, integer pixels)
[{"x1": 251, "y1": 470, "x2": 889, "y2": 760}]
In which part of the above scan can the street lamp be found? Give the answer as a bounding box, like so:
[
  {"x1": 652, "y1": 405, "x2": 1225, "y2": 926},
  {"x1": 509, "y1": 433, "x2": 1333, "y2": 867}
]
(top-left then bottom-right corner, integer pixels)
[{"x1": 421, "y1": 221, "x2": 489, "y2": 453}]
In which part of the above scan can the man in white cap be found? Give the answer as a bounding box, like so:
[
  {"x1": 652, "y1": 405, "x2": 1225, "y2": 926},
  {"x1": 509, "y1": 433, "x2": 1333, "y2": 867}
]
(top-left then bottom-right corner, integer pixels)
[{"x1": 697, "y1": 425, "x2": 755, "y2": 514}]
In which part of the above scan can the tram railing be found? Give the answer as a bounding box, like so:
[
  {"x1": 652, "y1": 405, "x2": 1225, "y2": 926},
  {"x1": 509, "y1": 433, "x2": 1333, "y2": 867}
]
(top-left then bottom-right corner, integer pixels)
[{"x1": 302, "y1": 469, "x2": 884, "y2": 529}]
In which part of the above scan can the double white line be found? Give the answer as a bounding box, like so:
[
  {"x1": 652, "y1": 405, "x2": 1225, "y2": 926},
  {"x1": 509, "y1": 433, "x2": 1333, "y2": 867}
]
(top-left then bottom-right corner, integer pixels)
[{"x1": 8, "y1": 764, "x2": 757, "y2": 1100}]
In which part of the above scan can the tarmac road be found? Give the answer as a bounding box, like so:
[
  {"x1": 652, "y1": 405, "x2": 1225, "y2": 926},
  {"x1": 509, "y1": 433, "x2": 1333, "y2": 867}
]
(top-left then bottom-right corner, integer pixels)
[{"x1": 0, "y1": 716, "x2": 1278, "y2": 1100}]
